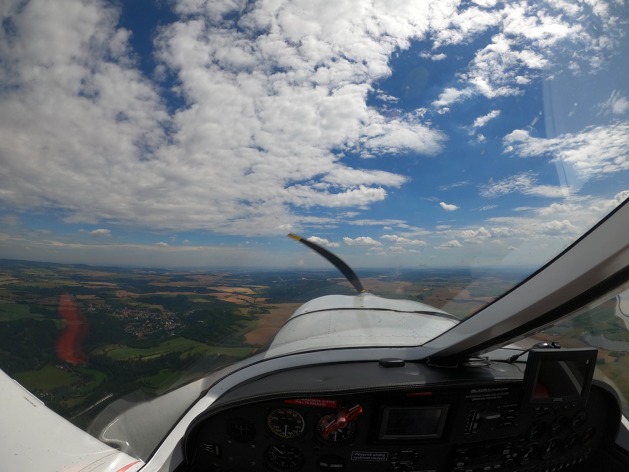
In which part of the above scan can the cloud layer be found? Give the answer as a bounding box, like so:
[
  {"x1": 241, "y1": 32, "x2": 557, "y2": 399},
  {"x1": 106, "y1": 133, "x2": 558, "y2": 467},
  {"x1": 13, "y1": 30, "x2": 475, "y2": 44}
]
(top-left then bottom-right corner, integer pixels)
[{"x1": 0, "y1": 0, "x2": 627, "y2": 268}]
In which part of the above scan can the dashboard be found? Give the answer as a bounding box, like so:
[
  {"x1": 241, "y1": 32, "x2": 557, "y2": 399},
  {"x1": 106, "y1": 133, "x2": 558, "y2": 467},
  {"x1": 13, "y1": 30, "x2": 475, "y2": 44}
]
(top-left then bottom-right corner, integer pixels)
[{"x1": 179, "y1": 352, "x2": 621, "y2": 472}]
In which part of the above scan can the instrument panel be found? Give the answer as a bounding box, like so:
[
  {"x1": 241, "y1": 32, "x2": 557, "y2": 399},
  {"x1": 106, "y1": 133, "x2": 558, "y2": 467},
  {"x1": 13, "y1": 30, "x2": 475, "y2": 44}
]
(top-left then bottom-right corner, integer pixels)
[{"x1": 181, "y1": 355, "x2": 620, "y2": 472}]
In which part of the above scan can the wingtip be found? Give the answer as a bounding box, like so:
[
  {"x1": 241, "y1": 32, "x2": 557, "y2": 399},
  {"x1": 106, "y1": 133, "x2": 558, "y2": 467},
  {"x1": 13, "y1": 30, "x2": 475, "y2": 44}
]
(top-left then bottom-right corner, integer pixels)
[{"x1": 287, "y1": 233, "x2": 302, "y2": 241}]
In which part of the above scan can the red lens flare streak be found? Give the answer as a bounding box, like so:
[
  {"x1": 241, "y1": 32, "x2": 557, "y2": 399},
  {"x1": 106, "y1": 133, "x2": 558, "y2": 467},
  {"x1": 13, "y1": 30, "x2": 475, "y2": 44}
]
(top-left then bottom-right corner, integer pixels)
[{"x1": 55, "y1": 294, "x2": 88, "y2": 365}]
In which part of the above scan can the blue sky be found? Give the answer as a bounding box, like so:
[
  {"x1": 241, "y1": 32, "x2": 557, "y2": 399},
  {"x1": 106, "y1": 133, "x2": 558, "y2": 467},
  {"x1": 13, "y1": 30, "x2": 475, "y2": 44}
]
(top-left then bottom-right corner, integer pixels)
[{"x1": 0, "y1": 0, "x2": 628, "y2": 270}]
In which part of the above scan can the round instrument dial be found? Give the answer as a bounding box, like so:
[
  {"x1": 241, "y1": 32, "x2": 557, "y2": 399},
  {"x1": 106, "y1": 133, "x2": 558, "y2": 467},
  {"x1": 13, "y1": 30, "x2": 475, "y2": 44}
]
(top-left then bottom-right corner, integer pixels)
[
  {"x1": 267, "y1": 408, "x2": 306, "y2": 439},
  {"x1": 316, "y1": 414, "x2": 357, "y2": 443},
  {"x1": 266, "y1": 444, "x2": 305, "y2": 470}
]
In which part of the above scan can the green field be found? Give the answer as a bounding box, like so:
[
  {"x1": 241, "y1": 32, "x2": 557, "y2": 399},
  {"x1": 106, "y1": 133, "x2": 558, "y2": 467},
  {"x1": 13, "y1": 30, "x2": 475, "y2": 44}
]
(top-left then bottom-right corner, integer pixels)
[
  {"x1": 14, "y1": 365, "x2": 75, "y2": 390},
  {"x1": 97, "y1": 337, "x2": 255, "y2": 361},
  {"x1": 597, "y1": 356, "x2": 629, "y2": 404},
  {"x1": 97, "y1": 337, "x2": 208, "y2": 360},
  {"x1": 0, "y1": 303, "x2": 43, "y2": 321}
]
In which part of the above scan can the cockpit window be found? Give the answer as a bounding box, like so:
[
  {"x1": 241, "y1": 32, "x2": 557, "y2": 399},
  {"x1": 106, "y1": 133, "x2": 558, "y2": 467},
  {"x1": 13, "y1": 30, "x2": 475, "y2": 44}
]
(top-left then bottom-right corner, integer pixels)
[
  {"x1": 521, "y1": 286, "x2": 629, "y2": 416},
  {"x1": 0, "y1": 0, "x2": 627, "y2": 461}
]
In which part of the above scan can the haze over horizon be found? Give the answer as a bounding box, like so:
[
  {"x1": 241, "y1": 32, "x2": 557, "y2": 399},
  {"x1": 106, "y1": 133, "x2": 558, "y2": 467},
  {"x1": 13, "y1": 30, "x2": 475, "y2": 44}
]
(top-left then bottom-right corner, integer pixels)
[{"x1": 0, "y1": 255, "x2": 539, "y2": 275}]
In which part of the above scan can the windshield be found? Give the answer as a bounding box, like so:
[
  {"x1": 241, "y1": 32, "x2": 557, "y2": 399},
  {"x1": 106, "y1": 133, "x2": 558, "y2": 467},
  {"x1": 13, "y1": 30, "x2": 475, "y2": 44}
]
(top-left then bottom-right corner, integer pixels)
[{"x1": 0, "y1": 0, "x2": 627, "y2": 462}]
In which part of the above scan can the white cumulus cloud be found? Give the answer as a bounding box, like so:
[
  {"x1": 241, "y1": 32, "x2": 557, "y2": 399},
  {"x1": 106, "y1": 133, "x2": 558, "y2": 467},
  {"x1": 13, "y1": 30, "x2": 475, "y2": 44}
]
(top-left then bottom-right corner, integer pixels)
[
  {"x1": 472, "y1": 110, "x2": 501, "y2": 129},
  {"x1": 440, "y1": 201, "x2": 460, "y2": 211},
  {"x1": 87, "y1": 229, "x2": 112, "y2": 238},
  {"x1": 599, "y1": 90, "x2": 629, "y2": 115},
  {"x1": 1, "y1": 0, "x2": 453, "y2": 237},
  {"x1": 343, "y1": 236, "x2": 382, "y2": 246},
  {"x1": 381, "y1": 234, "x2": 427, "y2": 246},
  {"x1": 461, "y1": 226, "x2": 492, "y2": 243},
  {"x1": 480, "y1": 172, "x2": 569, "y2": 199},
  {"x1": 440, "y1": 240, "x2": 462, "y2": 248},
  {"x1": 615, "y1": 190, "x2": 629, "y2": 203},
  {"x1": 504, "y1": 123, "x2": 629, "y2": 182}
]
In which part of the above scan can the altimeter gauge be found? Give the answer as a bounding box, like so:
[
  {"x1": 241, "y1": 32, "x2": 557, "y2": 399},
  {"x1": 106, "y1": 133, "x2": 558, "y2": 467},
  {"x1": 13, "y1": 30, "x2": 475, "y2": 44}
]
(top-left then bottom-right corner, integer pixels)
[{"x1": 266, "y1": 444, "x2": 305, "y2": 470}]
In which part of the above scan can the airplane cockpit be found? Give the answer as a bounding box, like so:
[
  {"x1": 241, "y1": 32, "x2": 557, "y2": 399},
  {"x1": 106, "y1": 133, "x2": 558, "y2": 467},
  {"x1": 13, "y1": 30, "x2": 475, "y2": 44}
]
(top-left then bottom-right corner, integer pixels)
[
  {"x1": 176, "y1": 335, "x2": 624, "y2": 471},
  {"x1": 21, "y1": 201, "x2": 617, "y2": 472},
  {"x1": 180, "y1": 350, "x2": 621, "y2": 472},
  {"x1": 152, "y1": 206, "x2": 629, "y2": 472},
  {"x1": 2, "y1": 201, "x2": 627, "y2": 472}
]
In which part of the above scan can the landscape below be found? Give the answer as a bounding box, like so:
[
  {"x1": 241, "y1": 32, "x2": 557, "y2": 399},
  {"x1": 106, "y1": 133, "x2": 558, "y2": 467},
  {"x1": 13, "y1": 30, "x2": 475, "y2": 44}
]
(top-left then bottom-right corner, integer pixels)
[{"x1": 0, "y1": 258, "x2": 626, "y2": 428}]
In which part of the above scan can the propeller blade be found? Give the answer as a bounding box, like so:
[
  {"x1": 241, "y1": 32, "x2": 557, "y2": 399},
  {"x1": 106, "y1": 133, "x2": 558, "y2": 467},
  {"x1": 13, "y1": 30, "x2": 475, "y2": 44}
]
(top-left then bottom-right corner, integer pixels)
[{"x1": 288, "y1": 233, "x2": 365, "y2": 294}]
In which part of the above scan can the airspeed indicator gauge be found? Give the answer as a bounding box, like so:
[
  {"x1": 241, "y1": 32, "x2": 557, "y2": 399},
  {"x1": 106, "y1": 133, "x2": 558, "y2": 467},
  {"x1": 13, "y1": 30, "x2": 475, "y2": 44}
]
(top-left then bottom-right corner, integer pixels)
[{"x1": 267, "y1": 408, "x2": 306, "y2": 439}]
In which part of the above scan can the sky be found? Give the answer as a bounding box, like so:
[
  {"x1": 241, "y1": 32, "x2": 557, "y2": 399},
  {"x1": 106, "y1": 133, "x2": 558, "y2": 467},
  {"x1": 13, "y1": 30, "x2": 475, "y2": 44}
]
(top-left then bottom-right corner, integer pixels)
[{"x1": 0, "y1": 0, "x2": 628, "y2": 270}]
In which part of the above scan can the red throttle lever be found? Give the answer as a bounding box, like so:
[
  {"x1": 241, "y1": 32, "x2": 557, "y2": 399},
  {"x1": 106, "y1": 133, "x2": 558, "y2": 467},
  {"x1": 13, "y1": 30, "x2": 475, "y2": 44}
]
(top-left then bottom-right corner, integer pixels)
[{"x1": 322, "y1": 404, "x2": 363, "y2": 438}]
